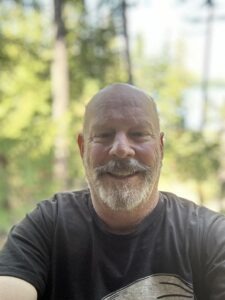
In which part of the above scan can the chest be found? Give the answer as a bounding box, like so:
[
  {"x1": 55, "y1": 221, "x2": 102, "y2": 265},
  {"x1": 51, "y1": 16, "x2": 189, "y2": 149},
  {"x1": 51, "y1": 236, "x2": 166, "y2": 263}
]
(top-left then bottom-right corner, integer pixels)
[{"x1": 44, "y1": 223, "x2": 198, "y2": 300}]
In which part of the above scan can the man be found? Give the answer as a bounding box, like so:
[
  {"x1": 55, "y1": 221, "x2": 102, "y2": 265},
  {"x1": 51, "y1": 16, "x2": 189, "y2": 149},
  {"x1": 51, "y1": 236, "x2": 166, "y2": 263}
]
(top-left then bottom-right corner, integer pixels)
[{"x1": 0, "y1": 83, "x2": 225, "y2": 300}]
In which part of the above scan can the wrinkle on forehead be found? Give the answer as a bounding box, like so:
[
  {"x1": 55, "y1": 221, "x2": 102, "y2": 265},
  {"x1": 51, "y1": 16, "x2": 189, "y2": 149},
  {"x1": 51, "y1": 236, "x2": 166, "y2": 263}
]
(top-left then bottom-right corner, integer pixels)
[{"x1": 83, "y1": 83, "x2": 160, "y2": 135}]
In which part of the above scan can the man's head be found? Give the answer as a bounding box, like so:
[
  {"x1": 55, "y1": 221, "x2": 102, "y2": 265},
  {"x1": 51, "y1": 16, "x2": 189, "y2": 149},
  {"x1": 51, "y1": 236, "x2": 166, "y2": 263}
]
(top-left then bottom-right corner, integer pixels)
[{"x1": 78, "y1": 83, "x2": 164, "y2": 212}]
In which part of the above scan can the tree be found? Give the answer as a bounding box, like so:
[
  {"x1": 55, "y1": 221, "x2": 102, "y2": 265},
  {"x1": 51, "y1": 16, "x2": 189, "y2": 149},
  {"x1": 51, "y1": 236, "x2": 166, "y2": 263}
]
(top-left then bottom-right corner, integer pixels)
[
  {"x1": 97, "y1": 0, "x2": 134, "y2": 84},
  {"x1": 0, "y1": 0, "x2": 128, "y2": 234},
  {"x1": 121, "y1": 0, "x2": 133, "y2": 84},
  {"x1": 0, "y1": 1, "x2": 53, "y2": 229},
  {"x1": 52, "y1": 0, "x2": 70, "y2": 189},
  {"x1": 179, "y1": 0, "x2": 225, "y2": 208},
  {"x1": 133, "y1": 36, "x2": 221, "y2": 204}
]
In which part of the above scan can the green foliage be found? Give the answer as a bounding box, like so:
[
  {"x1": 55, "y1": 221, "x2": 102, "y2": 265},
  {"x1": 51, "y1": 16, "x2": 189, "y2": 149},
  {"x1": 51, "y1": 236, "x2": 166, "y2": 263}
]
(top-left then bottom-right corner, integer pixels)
[
  {"x1": 0, "y1": 2, "x2": 53, "y2": 228},
  {"x1": 0, "y1": 0, "x2": 127, "y2": 232},
  {"x1": 133, "y1": 36, "x2": 222, "y2": 204},
  {"x1": 166, "y1": 131, "x2": 220, "y2": 181}
]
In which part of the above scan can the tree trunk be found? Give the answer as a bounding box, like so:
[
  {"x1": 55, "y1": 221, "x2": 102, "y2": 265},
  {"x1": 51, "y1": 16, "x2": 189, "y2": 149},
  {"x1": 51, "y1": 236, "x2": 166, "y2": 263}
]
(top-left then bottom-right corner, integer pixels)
[
  {"x1": 0, "y1": 155, "x2": 11, "y2": 211},
  {"x1": 121, "y1": 0, "x2": 133, "y2": 84},
  {"x1": 52, "y1": 0, "x2": 69, "y2": 189},
  {"x1": 200, "y1": 1, "x2": 214, "y2": 131}
]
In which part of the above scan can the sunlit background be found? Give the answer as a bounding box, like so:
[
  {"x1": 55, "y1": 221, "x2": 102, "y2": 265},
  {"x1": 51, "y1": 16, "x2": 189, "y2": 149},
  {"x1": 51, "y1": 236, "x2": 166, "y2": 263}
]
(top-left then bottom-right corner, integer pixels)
[{"x1": 0, "y1": 0, "x2": 225, "y2": 244}]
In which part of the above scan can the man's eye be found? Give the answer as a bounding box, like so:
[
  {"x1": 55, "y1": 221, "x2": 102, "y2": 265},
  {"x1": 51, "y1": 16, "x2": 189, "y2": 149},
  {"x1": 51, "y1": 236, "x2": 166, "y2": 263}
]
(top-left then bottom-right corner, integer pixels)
[
  {"x1": 95, "y1": 132, "x2": 113, "y2": 139},
  {"x1": 130, "y1": 132, "x2": 147, "y2": 137}
]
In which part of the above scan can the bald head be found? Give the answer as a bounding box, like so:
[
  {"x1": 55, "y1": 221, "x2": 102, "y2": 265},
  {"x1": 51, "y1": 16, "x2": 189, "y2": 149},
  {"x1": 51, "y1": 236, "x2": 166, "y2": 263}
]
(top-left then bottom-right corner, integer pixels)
[{"x1": 83, "y1": 83, "x2": 160, "y2": 137}]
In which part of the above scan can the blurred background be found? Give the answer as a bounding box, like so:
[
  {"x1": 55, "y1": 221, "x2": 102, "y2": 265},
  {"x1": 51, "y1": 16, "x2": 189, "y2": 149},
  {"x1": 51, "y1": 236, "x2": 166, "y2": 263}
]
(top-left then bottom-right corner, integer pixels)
[{"x1": 0, "y1": 0, "x2": 225, "y2": 244}]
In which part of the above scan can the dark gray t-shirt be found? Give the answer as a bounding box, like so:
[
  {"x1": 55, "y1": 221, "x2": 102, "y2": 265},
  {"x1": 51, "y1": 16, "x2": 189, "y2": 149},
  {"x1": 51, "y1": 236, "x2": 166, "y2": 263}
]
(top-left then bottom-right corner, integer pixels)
[{"x1": 0, "y1": 189, "x2": 225, "y2": 300}]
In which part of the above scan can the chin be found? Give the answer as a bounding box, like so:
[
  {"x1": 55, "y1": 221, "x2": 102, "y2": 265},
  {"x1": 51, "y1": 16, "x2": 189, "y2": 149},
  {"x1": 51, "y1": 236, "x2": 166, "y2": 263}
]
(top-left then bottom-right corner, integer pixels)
[{"x1": 97, "y1": 185, "x2": 151, "y2": 212}]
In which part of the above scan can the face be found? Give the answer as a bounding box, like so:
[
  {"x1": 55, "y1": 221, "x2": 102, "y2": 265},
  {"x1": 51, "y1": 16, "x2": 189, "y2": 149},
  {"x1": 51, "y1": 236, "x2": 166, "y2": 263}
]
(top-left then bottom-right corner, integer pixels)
[{"x1": 78, "y1": 87, "x2": 164, "y2": 211}]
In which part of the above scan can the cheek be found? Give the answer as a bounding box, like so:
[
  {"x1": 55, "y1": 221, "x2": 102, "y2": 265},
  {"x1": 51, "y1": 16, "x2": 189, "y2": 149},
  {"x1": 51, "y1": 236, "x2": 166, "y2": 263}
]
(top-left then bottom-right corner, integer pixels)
[
  {"x1": 136, "y1": 143, "x2": 161, "y2": 165},
  {"x1": 87, "y1": 144, "x2": 109, "y2": 167}
]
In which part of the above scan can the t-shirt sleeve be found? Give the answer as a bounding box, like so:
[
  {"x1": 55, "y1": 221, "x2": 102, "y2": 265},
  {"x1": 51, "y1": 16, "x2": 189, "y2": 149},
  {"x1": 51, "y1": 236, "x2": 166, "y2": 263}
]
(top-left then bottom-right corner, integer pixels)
[
  {"x1": 202, "y1": 210, "x2": 225, "y2": 299},
  {"x1": 0, "y1": 199, "x2": 56, "y2": 297}
]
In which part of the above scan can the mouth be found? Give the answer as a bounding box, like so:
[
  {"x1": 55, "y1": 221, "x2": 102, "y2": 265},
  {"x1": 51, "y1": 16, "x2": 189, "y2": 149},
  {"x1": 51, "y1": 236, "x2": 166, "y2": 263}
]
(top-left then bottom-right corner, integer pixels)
[{"x1": 104, "y1": 171, "x2": 140, "y2": 180}]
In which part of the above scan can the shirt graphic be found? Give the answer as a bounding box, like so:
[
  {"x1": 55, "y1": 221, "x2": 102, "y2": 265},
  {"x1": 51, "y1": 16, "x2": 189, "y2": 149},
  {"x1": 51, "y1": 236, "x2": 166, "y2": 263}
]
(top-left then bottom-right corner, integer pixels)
[{"x1": 102, "y1": 274, "x2": 194, "y2": 299}]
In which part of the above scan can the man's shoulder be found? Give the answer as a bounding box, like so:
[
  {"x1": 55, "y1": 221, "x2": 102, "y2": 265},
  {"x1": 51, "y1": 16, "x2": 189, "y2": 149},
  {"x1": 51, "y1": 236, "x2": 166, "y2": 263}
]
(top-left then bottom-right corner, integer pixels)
[
  {"x1": 58, "y1": 188, "x2": 90, "y2": 201},
  {"x1": 40, "y1": 188, "x2": 91, "y2": 207},
  {"x1": 32, "y1": 188, "x2": 91, "y2": 221},
  {"x1": 160, "y1": 191, "x2": 199, "y2": 210},
  {"x1": 160, "y1": 190, "x2": 225, "y2": 225}
]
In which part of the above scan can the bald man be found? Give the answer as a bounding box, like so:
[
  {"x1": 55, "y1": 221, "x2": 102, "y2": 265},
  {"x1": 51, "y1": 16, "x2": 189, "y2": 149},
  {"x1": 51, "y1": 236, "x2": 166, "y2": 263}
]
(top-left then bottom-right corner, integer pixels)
[{"x1": 0, "y1": 83, "x2": 225, "y2": 300}]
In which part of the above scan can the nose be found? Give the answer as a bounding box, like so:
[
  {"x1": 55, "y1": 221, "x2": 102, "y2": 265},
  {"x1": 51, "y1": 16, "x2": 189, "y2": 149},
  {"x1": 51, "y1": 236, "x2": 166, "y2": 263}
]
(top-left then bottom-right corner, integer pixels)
[{"x1": 109, "y1": 132, "x2": 135, "y2": 159}]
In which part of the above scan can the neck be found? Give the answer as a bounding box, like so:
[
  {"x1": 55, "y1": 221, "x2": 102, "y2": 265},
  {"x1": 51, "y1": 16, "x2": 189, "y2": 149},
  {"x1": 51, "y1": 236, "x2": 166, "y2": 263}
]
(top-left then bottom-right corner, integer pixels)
[{"x1": 90, "y1": 188, "x2": 160, "y2": 234}]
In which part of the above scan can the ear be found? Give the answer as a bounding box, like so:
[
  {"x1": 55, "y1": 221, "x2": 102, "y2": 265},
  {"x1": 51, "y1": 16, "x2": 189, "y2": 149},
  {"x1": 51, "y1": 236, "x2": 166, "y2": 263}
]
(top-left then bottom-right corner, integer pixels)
[
  {"x1": 77, "y1": 133, "x2": 85, "y2": 159},
  {"x1": 159, "y1": 132, "x2": 164, "y2": 159}
]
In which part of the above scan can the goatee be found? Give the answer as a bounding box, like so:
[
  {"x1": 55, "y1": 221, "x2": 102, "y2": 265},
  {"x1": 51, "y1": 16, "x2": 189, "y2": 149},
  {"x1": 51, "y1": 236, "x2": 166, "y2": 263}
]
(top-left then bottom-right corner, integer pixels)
[{"x1": 85, "y1": 158, "x2": 161, "y2": 211}]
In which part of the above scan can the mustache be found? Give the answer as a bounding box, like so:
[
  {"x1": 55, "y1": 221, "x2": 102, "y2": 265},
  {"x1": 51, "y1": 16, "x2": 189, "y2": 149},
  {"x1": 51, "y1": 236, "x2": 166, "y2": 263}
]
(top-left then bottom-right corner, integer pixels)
[{"x1": 94, "y1": 159, "x2": 151, "y2": 177}]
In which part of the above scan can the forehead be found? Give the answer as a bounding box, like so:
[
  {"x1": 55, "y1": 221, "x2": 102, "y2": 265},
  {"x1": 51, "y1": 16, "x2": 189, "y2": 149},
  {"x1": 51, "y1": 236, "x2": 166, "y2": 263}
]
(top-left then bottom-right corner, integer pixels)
[
  {"x1": 84, "y1": 85, "x2": 159, "y2": 133},
  {"x1": 91, "y1": 99, "x2": 150, "y2": 126}
]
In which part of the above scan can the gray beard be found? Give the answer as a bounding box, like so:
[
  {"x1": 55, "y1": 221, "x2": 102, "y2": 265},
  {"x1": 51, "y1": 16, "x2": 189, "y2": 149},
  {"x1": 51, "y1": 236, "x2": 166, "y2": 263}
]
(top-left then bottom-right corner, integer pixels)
[
  {"x1": 96, "y1": 174, "x2": 152, "y2": 211},
  {"x1": 85, "y1": 158, "x2": 161, "y2": 211}
]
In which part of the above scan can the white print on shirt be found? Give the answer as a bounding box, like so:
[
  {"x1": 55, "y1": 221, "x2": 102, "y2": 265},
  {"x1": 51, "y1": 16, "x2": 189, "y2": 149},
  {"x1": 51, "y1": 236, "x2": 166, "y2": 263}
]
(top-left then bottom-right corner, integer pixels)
[{"x1": 102, "y1": 274, "x2": 194, "y2": 299}]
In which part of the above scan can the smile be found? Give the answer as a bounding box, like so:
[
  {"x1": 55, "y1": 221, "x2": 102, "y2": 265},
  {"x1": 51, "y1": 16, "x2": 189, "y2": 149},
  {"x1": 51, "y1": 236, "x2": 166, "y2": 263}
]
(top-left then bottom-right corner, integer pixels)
[{"x1": 105, "y1": 172, "x2": 139, "y2": 179}]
